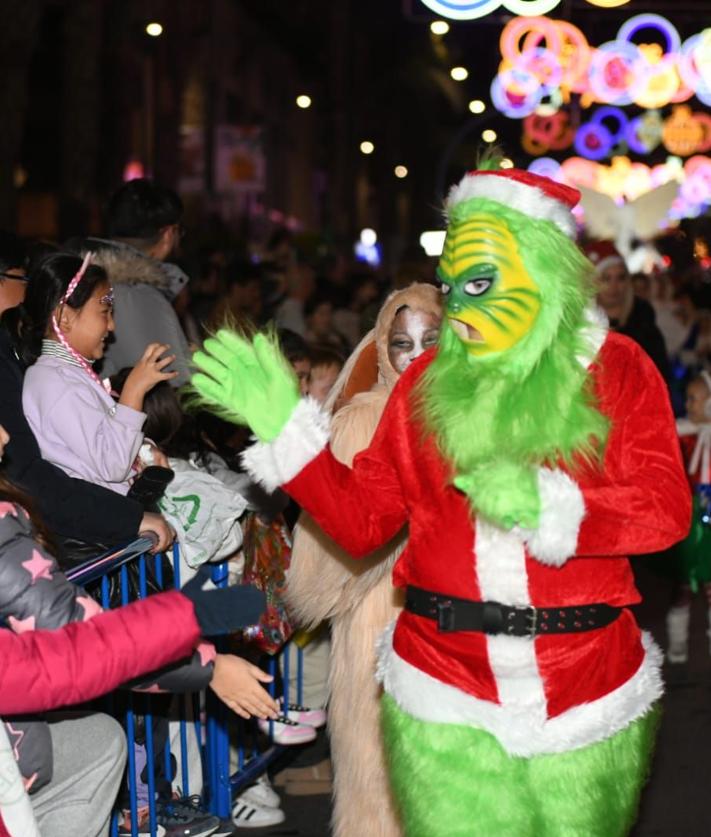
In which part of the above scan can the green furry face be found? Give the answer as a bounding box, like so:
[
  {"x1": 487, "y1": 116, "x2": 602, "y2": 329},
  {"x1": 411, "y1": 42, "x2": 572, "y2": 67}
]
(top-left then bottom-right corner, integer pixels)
[{"x1": 437, "y1": 213, "x2": 542, "y2": 356}]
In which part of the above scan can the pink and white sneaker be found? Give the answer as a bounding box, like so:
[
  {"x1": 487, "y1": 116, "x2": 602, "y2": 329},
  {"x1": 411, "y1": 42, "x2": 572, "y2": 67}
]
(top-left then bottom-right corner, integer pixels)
[
  {"x1": 258, "y1": 716, "x2": 318, "y2": 745},
  {"x1": 281, "y1": 701, "x2": 327, "y2": 729}
]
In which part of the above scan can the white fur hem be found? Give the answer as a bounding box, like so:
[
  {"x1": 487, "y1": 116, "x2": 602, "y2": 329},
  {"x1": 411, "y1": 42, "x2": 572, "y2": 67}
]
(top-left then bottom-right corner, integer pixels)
[
  {"x1": 376, "y1": 624, "x2": 663, "y2": 757},
  {"x1": 241, "y1": 397, "x2": 330, "y2": 492},
  {"x1": 445, "y1": 174, "x2": 576, "y2": 238},
  {"x1": 517, "y1": 468, "x2": 585, "y2": 567}
]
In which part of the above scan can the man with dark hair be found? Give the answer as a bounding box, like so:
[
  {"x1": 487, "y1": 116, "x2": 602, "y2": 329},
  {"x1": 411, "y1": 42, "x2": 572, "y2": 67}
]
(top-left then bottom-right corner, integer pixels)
[{"x1": 66, "y1": 179, "x2": 192, "y2": 386}]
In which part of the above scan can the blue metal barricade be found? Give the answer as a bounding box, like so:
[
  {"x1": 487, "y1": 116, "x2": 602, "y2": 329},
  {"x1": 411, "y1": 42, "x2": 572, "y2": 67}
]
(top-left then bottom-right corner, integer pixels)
[{"x1": 66, "y1": 542, "x2": 305, "y2": 836}]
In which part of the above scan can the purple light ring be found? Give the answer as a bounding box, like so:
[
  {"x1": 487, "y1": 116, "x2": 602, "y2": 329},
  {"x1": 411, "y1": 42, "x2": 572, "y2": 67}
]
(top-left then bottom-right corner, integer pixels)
[
  {"x1": 491, "y1": 76, "x2": 542, "y2": 119},
  {"x1": 574, "y1": 122, "x2": 614, "y2": 161},
  {"x1": 589, "y1": 105, "x2": 629, "y2": 143},
  {"x1": 617, "y1": 14, "x2": 681, "y2": 57}
]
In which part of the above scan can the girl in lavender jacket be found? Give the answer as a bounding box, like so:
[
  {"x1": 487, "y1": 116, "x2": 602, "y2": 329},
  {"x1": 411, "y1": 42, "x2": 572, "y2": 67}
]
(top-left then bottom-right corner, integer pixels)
[{"x1": 21, "y1": 252, "x2": 175, "y2": 494}]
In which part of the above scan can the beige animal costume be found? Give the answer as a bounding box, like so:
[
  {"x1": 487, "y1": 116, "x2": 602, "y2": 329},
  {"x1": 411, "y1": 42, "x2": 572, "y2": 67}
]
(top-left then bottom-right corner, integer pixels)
[{"x1": 287, "y1": 283, "x2": 441, "y2": 837}]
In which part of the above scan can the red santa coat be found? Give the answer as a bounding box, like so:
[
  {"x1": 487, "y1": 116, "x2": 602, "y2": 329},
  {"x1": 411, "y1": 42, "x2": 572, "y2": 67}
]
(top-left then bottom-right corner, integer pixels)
[{"x1": 244, "y1": 329, "x2": 690, "y2": 756}]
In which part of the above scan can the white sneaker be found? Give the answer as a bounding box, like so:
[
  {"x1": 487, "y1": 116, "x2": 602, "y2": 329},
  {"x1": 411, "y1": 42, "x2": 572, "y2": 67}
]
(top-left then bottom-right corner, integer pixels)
[
  {"x1": 238, "y1": 774, "x2": 281, "y2": 809},
  {"x1": 257, "y1": 716, "x2": 318, "y2": 746},
  {"x1": 231, "y1": 797, "x2": 285, "y2": 828},
  {"x1": 281, "y1": 700, "x2": 327, "y2": 729}
]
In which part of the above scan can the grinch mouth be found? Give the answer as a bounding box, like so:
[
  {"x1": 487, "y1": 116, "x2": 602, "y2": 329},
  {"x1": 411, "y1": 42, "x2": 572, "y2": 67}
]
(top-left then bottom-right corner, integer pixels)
[{"x1": 449, "y1": 317, "x2": 483, "y2": 343}]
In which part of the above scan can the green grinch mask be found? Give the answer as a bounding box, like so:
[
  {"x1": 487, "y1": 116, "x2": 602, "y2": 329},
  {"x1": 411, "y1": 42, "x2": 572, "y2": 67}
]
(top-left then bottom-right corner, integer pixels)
[{"x1": 437, "y1": 212, "x2": 541, "y2": 356}]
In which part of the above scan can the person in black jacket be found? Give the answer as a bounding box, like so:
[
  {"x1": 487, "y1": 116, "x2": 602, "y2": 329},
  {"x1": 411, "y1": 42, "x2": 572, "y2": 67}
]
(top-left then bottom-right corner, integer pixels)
[
  {"x1": 586, "y1": 239, "x2": 671, "y2": 382},
  {"x1": 0, "y1": 231, "x2": 172, "y2": 550}
]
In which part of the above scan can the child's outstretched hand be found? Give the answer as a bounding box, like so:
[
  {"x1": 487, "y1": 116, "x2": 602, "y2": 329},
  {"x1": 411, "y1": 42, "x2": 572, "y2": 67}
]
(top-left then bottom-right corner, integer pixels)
[
  {"x1": 209, "y1": 652, "x2": 279, "y2": 720},
  {"x1": 120, "y1": 343, "x2": 178, "y2": 410}
]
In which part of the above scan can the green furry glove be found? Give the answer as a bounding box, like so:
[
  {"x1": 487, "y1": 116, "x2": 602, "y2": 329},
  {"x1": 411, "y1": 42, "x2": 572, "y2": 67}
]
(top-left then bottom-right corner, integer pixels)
[
  {"x1": 454, "y1": 461, "x2": 540, "y2": 530},
  {"x1": 192, "y1": 330, "x2": 299, "y2": 443}
]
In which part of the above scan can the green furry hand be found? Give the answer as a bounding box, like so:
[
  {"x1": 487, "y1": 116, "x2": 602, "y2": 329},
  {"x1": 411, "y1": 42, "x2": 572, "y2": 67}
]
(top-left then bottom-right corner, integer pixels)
[
  {"x1": 454, "y1": 461, "x2": 540, "y2": 530},
  {"x1": 192, "y1": 331, "x2": 299, "y2": 443}
]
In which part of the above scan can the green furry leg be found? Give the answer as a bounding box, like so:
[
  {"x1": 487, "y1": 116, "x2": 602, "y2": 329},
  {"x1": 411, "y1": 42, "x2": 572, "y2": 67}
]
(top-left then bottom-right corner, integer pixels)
[
  {"x1": 381, "y1": 693, "x2": 660, "y2": 837},
  {"x1": 528, "y1": 704, "x2": 661, "y2": 837}
]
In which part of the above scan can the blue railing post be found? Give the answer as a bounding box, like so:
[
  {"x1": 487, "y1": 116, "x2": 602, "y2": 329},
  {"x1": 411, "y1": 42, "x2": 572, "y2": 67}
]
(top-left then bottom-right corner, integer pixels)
[{"x1": 205, "y1": 561, "x2": 231, "y2": 818}]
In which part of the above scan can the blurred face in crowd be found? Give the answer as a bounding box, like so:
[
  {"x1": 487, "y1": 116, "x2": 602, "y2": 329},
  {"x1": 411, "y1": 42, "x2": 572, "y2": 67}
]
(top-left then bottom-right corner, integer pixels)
[
  {"x1": 596, "y1": 263, "x2": 631, "y2": 316},
  {"x1": 686, "y1": 378, "x2": 711, "y2": 425},
  {"x1": 0, "y1": 266, "x2": 28, "y2": 315},
  {"x1": 387, "y1": 306, "x2": 441, "y2": 374},
  {"x1": 0, "y1": 424, "x2": 9, "y2": 459},
  {"x1": 292, "y1": 358, "x2": 311, "y2": 396},
  {"x1": 308, "y1": 362, "x2": 341, "y2": 405},
  {"x1": 308, "y1": 301, "x2": 334, "y2": 338}
]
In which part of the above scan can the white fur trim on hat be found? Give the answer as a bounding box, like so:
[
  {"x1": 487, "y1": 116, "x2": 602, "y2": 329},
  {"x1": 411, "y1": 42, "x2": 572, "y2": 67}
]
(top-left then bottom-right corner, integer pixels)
[
  {"x1": 241, "y1": 397, "x2": 330, "y2": 492},
  {"x1": 445, "y1": 173, "x2": 576, "y2": 238},
  {"x1": 515, "y1": 468, "x2": 586, "y2": 567}
]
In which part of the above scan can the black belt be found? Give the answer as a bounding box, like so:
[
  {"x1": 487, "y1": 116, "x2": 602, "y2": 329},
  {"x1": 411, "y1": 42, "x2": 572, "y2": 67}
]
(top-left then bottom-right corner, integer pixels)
[{"x1": 405, "y1": 585, "x2": 622, "y2": 637}]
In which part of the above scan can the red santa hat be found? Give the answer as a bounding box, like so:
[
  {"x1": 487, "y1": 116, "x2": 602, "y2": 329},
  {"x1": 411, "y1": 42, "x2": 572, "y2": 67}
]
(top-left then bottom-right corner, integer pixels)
[
  {"x1": 445, "y1": 168, "x2": 580, "y2": 238},
  {"x1": 583, "y1": 240, "x2": 625, "y2": 275}
]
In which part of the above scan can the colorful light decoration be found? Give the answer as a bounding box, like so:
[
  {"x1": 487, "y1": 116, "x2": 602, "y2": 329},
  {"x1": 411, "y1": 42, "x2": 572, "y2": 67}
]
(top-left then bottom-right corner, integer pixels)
[
  {"x1": 523, "y1": 104, "x2": 711, "y2": 160},
  {"x1": 418, "y1": 0, "x2": 627, "y2": 20},
  {"x1": 493, "y1": 16, "x2": 711, "y2": 118},
  {"x1": 527, "y1": 154, "x2": 711, "y2": 221}
]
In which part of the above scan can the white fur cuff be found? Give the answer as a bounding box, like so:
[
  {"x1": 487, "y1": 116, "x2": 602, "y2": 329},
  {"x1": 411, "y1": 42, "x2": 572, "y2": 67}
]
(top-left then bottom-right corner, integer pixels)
[
  {"x1": 241, "y1": 397, "x2": 330, "y2": 493},
  {"x1": 519, "y1": 468, "x2": 585, "y2": 567}
]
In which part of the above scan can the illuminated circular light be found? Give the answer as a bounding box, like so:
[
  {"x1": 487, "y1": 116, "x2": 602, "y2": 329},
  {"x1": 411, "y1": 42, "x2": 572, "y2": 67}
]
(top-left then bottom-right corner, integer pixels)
[
  {"x1": 528, "y1": 157, "x2": 562, "y2": 180},
  {"x1": 360, "y1": 140, "x2": 375, "y2": 154},
  {"x1": 500, "y1": 158, "x2": 514, "y2": 168},
  {"x1": 430, "y1": 20, "x2": 450, "y2": 35},
  {"x1": 534, "y1": 88, "x2": 563, "y2": 116},
  {"x1": 360, "y1": 228, "x2": 377, "y2": 247},
  {"x1": 490, "y1": 75, "x2": 542, "y2": 119},
  {"x1": 587, "y1": 41, "x2": 641, "y2": 106},
  {"x1": 590, "y1": 106, "x2": 629, "y2": 144},
  {"x1": 574, "y1": 122, "x2": 614, "y2": 161},
  {"x1": 482, "y1": 129, "x2": 498, "y2": 142},
  {"x1": 145, "y1": 22, "x2": 163, "y2": 37},
  {"x1": 519, "y1": 47, "x2": 563, "y2": 93},
  {"x1": 394, "y1": 165, "x2": 409, "y2": 178},
  {"x1": 418, "y1": 0, "x2": 503, "y2": 21},
  {"x1": 555, "y1": 21, "x2": 593, "y2": 91},
  {"x1": 499, "y1": 64, "x2": 542, "y2": 97},
  {"x1": 633, "y1": 54, "x2": 682, "y2": 109},
  {"x1": 500, "y1": 16, "x2": 562, "y2": 65},
  {"x1": 586, "y1": 0, "x2": 630, "y2": 5},
  {"x1": 502, "y1": 0, "x2": 561, "y2": 15},
  {"x1": 296, "y1": 95, "x2": 312, "y2": 109},
  {"x1": 617, "y1": 14, "x2": 681, "y2": 56},
  {"x1": 469, "y1": 99, "x2": 486, "y2": 114},
  {"x1": 451, "y1": 66, "x2": 469, "y2": 81}
]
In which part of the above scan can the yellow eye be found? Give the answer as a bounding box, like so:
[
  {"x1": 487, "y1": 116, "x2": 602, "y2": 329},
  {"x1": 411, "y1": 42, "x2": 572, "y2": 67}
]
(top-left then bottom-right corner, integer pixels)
[{"x1": 464, "y1": 278, "x2": 492, "y2": 296}]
